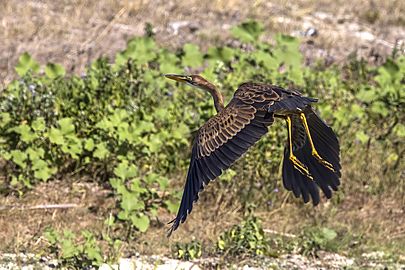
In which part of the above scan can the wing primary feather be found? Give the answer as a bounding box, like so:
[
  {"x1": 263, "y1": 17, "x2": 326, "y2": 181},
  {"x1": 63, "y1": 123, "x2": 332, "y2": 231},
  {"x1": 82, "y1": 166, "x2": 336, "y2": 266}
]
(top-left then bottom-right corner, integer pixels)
[
  {"x1": 204, "y1": 155, "x2": 222, "y2": 177},
  {"x1": 225, "y1": 140, "x2": 247, "y2": 156},
  {"x1": 230, "y1": 135, "x2": 252, "y2": 149},
  {"x1": 195, "y1": 158, "x2": 212, "y2": 183},
  {"x1": 216, "y1": 146, "x2": 236, "y2": 165},
  {"x1": 209, "y1": 151, "x2": 229, "y2": 170}
]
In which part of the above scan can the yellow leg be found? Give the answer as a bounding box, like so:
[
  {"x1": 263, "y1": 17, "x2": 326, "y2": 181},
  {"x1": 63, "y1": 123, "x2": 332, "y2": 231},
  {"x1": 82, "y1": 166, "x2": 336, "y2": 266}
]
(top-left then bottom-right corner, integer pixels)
[
  {"x1": 286, "y1": 116, "x2": 313, "y2": 180},
  {"x1": 299, "y1": 113, "x2": 335, "y2": 172}
]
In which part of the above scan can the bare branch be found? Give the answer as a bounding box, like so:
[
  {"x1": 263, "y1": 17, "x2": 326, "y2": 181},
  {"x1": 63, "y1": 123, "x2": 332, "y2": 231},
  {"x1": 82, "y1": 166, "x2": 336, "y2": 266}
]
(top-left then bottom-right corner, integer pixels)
[{"x1": 0, "y1": 203, "x2": 79, "y2": 211}]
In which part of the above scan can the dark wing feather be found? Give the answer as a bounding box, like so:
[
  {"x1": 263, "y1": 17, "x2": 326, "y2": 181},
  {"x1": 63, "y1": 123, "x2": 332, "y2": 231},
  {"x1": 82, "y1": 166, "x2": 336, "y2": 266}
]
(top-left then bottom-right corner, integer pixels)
[
  {"x1": 282, "y1": 108, "x2": 341, "y2": 205},
  {"x1": 167, "y1": 83, "x2": 287, "y2": 236},
  {"x1": 167, "y1": 100, "x2": 274, "y2": 236}
]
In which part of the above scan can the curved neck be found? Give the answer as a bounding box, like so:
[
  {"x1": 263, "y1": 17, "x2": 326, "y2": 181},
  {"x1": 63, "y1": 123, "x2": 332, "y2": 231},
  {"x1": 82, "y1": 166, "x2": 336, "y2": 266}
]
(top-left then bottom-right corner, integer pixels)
[{"x1": 203, "y1": 83, "x2": 224, "y2": 113}]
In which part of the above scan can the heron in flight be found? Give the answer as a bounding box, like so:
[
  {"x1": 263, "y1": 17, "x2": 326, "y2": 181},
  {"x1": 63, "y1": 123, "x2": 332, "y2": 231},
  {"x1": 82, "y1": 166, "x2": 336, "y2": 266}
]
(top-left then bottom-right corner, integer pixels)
[{"x1": 164, "y1": 74, "x2": 341, "y2": 236}]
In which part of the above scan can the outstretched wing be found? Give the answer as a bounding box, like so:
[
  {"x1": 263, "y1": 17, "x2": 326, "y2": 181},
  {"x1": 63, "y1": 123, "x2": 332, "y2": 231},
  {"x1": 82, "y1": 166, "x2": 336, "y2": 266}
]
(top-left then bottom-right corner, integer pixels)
[{"x1": 167, "y1": 99, "x2": 274, "y2": 236}]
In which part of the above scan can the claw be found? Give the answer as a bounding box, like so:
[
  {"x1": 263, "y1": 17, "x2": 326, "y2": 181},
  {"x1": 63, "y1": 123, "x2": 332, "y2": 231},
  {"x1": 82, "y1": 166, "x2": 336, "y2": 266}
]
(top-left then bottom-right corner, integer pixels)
[
  {"x1": 299, "y1": 113, "x2": 335, "y2": 173},
  {"x1": 290, "y1": 155, "x2": 313, "y2": 180},
  {"x1": 286, "y1": 116, "x2": 314, "y2": 180},
  {"x1": 312, "y1": 150, "x2": 335, "y2": 172}
]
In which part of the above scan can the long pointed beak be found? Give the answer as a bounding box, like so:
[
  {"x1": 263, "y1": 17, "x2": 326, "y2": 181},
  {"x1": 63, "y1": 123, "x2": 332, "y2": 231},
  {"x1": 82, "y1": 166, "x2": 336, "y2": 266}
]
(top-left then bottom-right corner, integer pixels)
[{"x1": 164, "y1": 74, "x2": 189, "y2": 83}]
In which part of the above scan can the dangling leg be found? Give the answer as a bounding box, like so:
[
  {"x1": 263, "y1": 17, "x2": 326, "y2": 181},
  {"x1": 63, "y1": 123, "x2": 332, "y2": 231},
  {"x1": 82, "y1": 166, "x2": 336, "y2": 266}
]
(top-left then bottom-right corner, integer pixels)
[
  {"x1": 299, "y1": 113, "x2": 335, "y2": 172},
  {"x1": 286, "y1": 116, "x2": 313, "y2": 179}
]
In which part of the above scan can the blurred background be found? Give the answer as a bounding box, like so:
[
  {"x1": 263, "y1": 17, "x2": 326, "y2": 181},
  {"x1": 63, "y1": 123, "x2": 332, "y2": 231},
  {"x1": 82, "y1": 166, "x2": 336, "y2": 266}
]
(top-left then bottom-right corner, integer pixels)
[{"x1": 0, "y1": 0, "x2": 404, "y2": 269}]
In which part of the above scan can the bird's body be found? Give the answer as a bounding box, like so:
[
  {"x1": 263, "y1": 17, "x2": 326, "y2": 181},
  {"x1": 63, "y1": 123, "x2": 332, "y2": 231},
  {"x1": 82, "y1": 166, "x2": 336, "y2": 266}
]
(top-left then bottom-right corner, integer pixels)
[{"x1": 164, "y1": 74, "x2": 341, "y2": 236}]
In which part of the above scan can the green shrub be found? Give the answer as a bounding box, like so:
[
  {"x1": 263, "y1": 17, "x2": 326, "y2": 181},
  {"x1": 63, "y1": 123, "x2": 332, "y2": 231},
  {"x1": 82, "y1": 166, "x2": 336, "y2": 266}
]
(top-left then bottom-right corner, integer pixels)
[
  {"x1": 217, "y1": 216, "x2": 270, "y2": 257},
  {"x1": 44, "y1": 228, "x2": 104, "y2": 268},
  {"x1": 172, "y1": 240, "x2": 202, "y2": 260}
]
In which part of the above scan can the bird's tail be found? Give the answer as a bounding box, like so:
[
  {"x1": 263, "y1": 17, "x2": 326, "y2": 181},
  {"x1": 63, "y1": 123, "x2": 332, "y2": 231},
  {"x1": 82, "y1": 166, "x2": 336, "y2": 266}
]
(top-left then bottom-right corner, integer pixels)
[{"x1": 282, "y1": 107, "x2": 341, "y2": 205}]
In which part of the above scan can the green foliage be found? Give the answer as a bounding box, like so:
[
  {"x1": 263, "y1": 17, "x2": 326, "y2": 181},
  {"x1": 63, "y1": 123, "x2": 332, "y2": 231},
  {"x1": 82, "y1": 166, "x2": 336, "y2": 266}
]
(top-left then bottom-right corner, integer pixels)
[
  {"x1": 115, "y1": 36, "x2": 158, "y2": 67},
  {"x1": 44, "y1": 228, "x2": 104, "y2": 267},
  {"x1": 182, "y1": 44, "x2": 204, "y2": 67},
  {"x1": 45, "y1": 63, "x2": 66, "y2": 78},
  {"x1": 173, "y1": 240, "x2": 202, "y2": 260},
  {"x1": 15, "y1": 52, "x2": 40, "y2": 76},
  {"x1": 231, "y1": 20, "x2": 264, "y2": 43},
  {"x1": 217, "y1": 216, "x2": 270, "y2": 257},
  {"x1": 296, "y1": 227, "x2": 339, "y2": 257}
]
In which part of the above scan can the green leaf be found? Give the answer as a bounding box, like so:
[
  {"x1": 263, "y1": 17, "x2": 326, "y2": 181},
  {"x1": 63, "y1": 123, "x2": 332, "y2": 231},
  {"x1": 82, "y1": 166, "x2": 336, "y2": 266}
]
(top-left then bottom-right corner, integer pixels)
[
  {"x1": 207, "y1": 46, "x2": 235, "y2": 62},
  {"x1": 370, "y1": 101, "x2": 389, "y2": 117},
  {"x1": 95, "y1": 118, "x2": 113, "y2": 131},
  {"x1": 84, "y1": 138, "x2": 95, "y2": 151},
  {"x1": 114, "y1": 160, "x2": 138, "y2": 180},
  {"x1": 0, "y1": 112, "x2": 11, "y2": 128},
  {"x1": 57, "y1": 118, "x2": 75, "y2": 135},
  {"x1": 375, "y1": 58, "x2": 400, "y2": 86},
  {"x1": 165, "y1": 200, "x2": 179, "y2": 214},
  {"x1": 117, "y1": 210, "x2": 129, "y2": 220},
  {"x1": 118, "y1": 37, "x2": 157, "y2": 66},
  {"x1": 61, "y1": 137, "x2": 83, "y2": 159},
  {"x1": 84, "y1": 246, "x2": 103, "y2": 264},
  {"x1": 32, "y1": 117, "x2": 46, "y2": 132},
  {"x1": 104, "y1": 215, "x2": 115, "y2": 227},
  {"x1": 31, "y1": 159, "x2": 47, "y2": 170},
  {"x1": 320, "y1": 228, "x2": 337, "y2": 241},
  {"x1": 218, "y1": 239, "x2": 225, "y2": 250},
  {"x1": 146, "y1": 133, "x2": 163, "y2": 153},
  {"x1": 356, "y1": 87, "x2": 377, "y2": 103},
  {"x1": 93, "y1": 142, "x2": 109, "y2": 159},
  {"x1": 27, "y1": 147, "x2": 45, "y2": 161},
  {"x1": 231, "y1": 20, "x2": 264, "y2": 43},
  {"x1": 356, "y1": 131, "x2": 369, "y2": 144},
  {"x1": 33, "y1": 161, "x2": 56, "y2": 181},
  {"x1": 159, "y1": 49, "x2": 182, "y2": 74},
  {"x1": 10, "y1": 150, "x2": 27, "y2": 168},
  {"x1": 157, "y1": 176, "x2": 169, "y2": 190},
  {"x1": 45, "y1": 63, "x2": 66, "y2": 78},
  {"x1": 182, "y1": 44, "x2": 204, "y2": 68},
  {"x1": 172, "y1": 123, "x2": 190, "y2": 140},
  {"x1": 131, "y1": 214, "x2": 150, "y2": 232},
  {"x1": 130, "y1": 179, "x2": 147, "y2": 194},
  {"x1": 272, "y1": 34, "x2": 303, "y2": 83},
  {"x1": 61, "y1": 238, "x2": 78, "y2": 259},
  {"x1": 15, "y1": 52, "x2": 40, "y2": 76},
  {"x1": 109, "y1": 177, "x2": 127, "y2": 194},
  {"x1": 44, "y1": 229, "x2": 59, "y2": 245},
  {"x1": 9, "y1": 124, "x2": 37, "y2": 143},
  {"x1": 252, "y1": 50, "x2": 277, "y2": 70},
  {"x1": 48, "y1": 128, "x2": 64, "y2": 145},
  {"x1": 393, "y1": 124, "x2": 405, "y2": 138},
  {"x1": 120, "y1": 193, "x2": 144, "y2": 212}
]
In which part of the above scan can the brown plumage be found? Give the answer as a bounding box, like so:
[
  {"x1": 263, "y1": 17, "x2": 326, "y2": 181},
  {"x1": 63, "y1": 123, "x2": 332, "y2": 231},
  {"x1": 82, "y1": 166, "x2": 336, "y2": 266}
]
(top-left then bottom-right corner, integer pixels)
[{"x1": 164, "y1": 74, "x2": 341, "y2": 236}]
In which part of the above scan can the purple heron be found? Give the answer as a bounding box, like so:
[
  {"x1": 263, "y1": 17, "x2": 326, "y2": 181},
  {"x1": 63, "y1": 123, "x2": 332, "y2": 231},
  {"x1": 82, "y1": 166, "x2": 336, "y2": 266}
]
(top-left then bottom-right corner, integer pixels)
[{"x1": 164, "y1": 74, "x2": 341, "y2": 236}]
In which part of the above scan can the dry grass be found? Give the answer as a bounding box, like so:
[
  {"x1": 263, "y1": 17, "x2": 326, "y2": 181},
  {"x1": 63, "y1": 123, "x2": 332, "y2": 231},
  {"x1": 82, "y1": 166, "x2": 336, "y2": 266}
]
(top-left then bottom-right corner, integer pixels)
[{"x1": 1, "y1": 150, "x2": 404, "y2": 257}]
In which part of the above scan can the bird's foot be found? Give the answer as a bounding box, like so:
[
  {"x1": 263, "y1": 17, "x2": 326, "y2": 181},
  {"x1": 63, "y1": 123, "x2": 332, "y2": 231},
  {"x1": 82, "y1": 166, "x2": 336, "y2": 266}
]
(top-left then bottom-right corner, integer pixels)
[
  {"x1": 312, "y1": 150, "x2": 335, "y2": 172},
  {"x1": 290, "y1": 155, "x2": 313, "y2": 180}
]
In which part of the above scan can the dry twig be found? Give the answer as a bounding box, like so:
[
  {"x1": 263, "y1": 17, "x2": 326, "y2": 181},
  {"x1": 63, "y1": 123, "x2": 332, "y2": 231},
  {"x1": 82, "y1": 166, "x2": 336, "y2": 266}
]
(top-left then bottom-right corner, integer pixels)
[{"x1": 0, "y1": 203, "x2": 79, "y2": 211}]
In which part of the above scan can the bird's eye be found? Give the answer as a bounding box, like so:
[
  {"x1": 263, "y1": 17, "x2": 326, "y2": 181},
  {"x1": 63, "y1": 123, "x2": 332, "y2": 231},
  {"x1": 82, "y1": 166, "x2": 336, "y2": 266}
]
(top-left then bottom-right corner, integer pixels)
[{"x1": 186, "y1": 76, "x2": 194, "y2": 83}]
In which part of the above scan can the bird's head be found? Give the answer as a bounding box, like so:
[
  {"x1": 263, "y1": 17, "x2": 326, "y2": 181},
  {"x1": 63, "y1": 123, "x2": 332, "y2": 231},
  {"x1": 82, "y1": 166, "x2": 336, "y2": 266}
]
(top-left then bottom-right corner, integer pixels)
[{"x1": 164, "y1": 74, "x2": 215, "y2": 92}]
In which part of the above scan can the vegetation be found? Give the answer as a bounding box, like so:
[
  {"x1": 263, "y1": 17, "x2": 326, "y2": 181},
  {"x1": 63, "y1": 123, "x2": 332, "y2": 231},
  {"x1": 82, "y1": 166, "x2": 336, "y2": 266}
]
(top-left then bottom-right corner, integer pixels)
[{"x1": 0, "y1": 21, "x2": 404, "y2": 267}]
